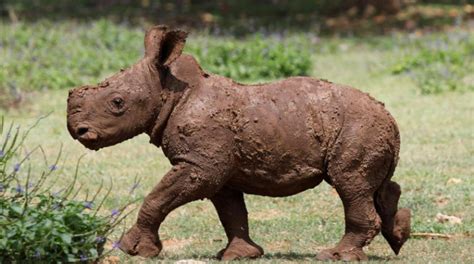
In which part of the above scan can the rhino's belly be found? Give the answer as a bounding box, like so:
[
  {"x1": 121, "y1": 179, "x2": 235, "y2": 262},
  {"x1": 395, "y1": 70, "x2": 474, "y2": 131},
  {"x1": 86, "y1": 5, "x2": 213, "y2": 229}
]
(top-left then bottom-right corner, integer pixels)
[
  {"x1": 228, "y1": 92, "x2": 327, "y2": 197},
  {"x1": 228, "y1": 163, "x2": 325, "y2": 197},
  {"x1": 229, "y1": 127, "x2": 326, "y2": 197}
]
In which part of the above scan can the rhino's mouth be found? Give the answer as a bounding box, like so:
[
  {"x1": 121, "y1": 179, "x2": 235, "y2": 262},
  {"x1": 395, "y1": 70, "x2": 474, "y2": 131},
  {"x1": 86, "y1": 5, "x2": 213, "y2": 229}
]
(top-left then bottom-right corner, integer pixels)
[
  {"x1": 80, "y1": 141, "x2": 102, "y2": 151},
  {"x1": 69, "y1": 124, "x2": 101, "y2": 151},
  {"x1": 76, "y1": 129, "x2": 129, "y2": 151},
  {"x1": 77, "y1": 130, "x2": 102, "y2": 151}
]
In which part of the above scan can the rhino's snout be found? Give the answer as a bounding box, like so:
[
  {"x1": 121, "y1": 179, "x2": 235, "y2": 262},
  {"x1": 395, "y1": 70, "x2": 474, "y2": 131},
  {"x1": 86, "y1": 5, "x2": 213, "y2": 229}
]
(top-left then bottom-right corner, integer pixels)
[
  {"x1": 76, "y1": 125, "x2": 98, "y2": 140},
  {"x1": 70, "y1": 123, "x2": 100, "y2": 150},
  {"x1": 76, "y1": 125, "x2": 89, "y2": 137}
]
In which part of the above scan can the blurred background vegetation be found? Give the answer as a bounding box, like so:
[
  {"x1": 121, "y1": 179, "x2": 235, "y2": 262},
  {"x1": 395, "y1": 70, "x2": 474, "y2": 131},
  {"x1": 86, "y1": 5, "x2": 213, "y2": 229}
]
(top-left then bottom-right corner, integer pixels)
[
  {"x1": 1, "y1": 0, "x2": 473, "y2": 35},
  {"x1": 1, "y1": 0, "x2": 473, "y2": 108}
]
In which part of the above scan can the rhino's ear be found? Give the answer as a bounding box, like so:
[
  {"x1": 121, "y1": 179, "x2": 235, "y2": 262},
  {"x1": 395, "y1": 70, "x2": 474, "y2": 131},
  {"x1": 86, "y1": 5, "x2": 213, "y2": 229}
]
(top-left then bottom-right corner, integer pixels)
[
  {"x1": 159, "y1": 29, "x2": 188, "y2": 67},
  {"x1": 144, "y1": 25, "x2": 188, "y2": 67}
]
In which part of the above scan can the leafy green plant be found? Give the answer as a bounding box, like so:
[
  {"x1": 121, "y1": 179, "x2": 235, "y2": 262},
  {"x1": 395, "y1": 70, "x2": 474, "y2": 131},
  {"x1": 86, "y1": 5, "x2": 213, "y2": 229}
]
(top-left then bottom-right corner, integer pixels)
[
  {"x1": 187, "y1": 35, "x2": 312, "y2": 82},
  {"x1": 391, "y1": 32, "x2": 474, "y2": 94},
  {"x1": 0, "y1": 117, "x2": 136, "y2": 262}
]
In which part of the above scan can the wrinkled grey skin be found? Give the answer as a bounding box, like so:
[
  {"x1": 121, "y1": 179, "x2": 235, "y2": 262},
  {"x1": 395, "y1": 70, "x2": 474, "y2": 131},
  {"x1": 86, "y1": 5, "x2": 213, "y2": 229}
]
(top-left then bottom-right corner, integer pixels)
[{"x1": 67, "y1": 25, "x2": 411, "y2": 261}]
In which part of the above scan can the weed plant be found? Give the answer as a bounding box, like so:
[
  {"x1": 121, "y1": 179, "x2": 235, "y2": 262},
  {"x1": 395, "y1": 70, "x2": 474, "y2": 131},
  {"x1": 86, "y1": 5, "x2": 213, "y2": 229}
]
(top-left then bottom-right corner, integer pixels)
[{"x1": 0, "y1": 117, "x2": 136, "y2": 262}]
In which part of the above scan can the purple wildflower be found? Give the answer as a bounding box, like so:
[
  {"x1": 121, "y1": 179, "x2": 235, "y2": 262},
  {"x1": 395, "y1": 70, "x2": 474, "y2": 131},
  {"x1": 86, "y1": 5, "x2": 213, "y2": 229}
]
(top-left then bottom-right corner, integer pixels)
[
  {"x1": 15, "y1": 185, "x2": 24, "y2": 194},
  {"x1": 83, "y1": 201, "x2": 93, "y2": 209},
  {"x1": 111, "y1": 209, "x2": 120, "y2": 218},
  {"x1": 95, "y1": 236, "x2": 105, "y2": 243},
  {"x1": 0, "y1": 149, "x2": 4, "y2": 158},
  {"x1": 49, "y1": 164, "x2": 58, "y2": 171},
  {"x1": 34, "y1": 249, "x2": 41, "y2": 258},
  {"x1": 80, "y1": 254, "x2": 87, "y2": 262},
  {"x1": 14, "y1": 163, "x2": 20, "y2": 172},
  {"x1": 112, "y1": 241, "x2": 120, "y2": 249}
]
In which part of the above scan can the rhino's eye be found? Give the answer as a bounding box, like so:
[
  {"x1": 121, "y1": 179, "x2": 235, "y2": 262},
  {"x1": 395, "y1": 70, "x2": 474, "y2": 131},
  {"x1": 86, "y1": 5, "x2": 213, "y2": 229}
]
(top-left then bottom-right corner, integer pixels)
[
  {"x1": 112, "y1": 98, "x2": 124, "y2": 109},
  {"x1": 109, "y1": 97, "x2": 126, "y2": 115}
]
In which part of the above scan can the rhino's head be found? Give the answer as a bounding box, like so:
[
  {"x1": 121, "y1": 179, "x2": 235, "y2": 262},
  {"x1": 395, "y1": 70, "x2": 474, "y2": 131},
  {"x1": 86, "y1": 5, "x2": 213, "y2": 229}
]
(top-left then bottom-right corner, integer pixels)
[{"x1": 67, "y1": 25, "x2": 187, "y2": 150}]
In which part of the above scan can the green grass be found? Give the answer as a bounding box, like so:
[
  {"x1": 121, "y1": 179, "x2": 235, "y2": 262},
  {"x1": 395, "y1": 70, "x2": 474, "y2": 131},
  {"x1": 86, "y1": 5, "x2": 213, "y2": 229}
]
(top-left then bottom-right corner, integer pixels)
[{"x1": 1, "y1": 21, "x2": 473, "y2": 263}]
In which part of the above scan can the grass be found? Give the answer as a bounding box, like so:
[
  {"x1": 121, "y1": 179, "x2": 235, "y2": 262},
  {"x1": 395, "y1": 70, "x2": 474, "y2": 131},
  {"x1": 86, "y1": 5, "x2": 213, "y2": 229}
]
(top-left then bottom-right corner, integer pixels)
[{"x1": 1, "y1": 21, "x2": 473, "y2": 263}]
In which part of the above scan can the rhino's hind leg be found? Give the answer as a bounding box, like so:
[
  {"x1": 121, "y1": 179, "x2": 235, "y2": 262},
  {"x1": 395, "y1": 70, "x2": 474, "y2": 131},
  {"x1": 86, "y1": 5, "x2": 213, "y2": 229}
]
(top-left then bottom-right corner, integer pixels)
[
  {"x1": 318, "y1": 152, "x2": 390, "y2": 261},
  {"x1": 317, "y1": 187, "x2": 381, "y2": 261},
  {"x1": 119, "y1": 163, "x2": 227, "y2": 258},
  {"x1": 211, "y1": 187, "x2": 264, "y2": 261}
]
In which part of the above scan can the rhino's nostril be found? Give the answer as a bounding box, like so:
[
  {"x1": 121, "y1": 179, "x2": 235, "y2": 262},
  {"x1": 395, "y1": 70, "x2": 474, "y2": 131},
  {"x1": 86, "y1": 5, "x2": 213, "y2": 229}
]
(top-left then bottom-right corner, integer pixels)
[{"x1": 77, "y1": 126, "x2": 89, "y2": 136}]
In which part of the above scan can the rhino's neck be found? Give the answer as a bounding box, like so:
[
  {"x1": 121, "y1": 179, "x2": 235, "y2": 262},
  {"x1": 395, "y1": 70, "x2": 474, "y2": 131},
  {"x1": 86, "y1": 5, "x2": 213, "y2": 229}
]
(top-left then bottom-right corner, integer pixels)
[
  {"x1": 146, "y1": 54, "x2": 206, "y2": 146},
  {"x1": 147, "y1": 76, "x2": 185, "y2": 147}
]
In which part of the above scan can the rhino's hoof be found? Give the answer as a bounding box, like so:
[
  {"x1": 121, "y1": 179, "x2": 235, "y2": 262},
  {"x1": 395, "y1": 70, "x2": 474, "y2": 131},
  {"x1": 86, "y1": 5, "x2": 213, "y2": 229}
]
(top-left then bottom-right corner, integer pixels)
[
  {"x1": 391, "y1": 208, "x2": 411, "y2": 254},
  {"x1": 317, "y1": 247, "x2": 368, "y2": 261},
  {"x1": 217, "y1": 237, "x2": 264, "y2": 261},
  {"x1": 119, "y1": 224, "x2": 162, "y2": 258}
]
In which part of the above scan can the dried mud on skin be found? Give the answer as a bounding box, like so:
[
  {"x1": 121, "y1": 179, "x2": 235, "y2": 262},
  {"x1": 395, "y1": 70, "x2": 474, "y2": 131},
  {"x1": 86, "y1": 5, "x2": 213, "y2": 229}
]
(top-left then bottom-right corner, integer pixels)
[{"x1": 67, "y1": 25, "x2": 411, "y2": 261}]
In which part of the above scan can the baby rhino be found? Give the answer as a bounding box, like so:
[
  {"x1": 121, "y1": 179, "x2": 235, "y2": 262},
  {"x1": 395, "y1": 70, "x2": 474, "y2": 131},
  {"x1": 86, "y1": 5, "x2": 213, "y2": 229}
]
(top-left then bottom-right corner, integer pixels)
[{"x1": 67, "y1": 25, "x2": 410, "y2": 261}]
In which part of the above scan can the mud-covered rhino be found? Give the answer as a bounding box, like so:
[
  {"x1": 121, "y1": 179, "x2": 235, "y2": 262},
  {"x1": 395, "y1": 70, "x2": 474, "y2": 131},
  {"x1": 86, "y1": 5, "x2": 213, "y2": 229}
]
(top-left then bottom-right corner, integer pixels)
[{"x1": 67, "y1": 25, "x2": 411, "y2": 261}]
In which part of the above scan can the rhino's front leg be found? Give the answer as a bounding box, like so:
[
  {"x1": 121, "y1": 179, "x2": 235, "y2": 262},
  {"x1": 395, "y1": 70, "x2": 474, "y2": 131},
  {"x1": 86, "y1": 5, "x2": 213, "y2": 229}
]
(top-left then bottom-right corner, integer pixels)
[{"x1": 119, "y1": 162, "x2": 226, "y2": 257}]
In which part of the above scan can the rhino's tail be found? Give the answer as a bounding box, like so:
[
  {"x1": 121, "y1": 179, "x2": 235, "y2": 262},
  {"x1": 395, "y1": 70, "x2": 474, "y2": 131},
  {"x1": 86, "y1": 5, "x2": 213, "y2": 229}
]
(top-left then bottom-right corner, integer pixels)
[{"x1": 374, "y1": 150, "x2": 411, "y2": 255}]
